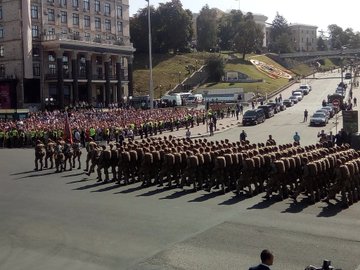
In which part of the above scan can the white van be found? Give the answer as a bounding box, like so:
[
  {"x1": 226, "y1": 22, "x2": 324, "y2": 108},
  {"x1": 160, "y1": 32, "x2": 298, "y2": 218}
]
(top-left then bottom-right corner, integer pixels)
[
  {"x1": 161, "y1": 94, "x2": 182, "y2": 106},
  {"x1": 186, "y1": 94, "x2": 204, "y2": 104}
]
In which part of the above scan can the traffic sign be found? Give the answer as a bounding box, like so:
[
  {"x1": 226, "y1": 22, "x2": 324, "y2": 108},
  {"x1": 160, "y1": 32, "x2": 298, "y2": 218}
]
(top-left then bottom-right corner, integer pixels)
[{"x1": 332, "y1": 99, "x2": 340, "y2": 107}]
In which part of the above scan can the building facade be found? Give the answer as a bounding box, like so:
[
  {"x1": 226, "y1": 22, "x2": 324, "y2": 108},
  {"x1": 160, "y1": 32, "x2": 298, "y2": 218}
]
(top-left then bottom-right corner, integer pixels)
[
  {"x1": 0, "y1": 0, "x2": 135, "y2": 109},
  {"x1": 289, "y1": 23, "x2": 318, "y2": 52}
]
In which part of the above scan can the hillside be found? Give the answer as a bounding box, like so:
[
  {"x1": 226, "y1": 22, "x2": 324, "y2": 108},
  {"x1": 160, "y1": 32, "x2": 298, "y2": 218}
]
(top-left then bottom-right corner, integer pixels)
[
  {"x1": 132, "y1": 53, "x2": 211, "y2": 98},
  {"x1": 132, "y1": 52, "x2": 336, "y2": 97}
]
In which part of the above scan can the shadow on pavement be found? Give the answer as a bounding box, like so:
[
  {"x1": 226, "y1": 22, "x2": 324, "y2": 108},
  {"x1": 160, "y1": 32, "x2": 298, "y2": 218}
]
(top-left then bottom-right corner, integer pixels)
[
  {"x1": 114, "y1": 184, "x2": 144, "y2": 194},
  {"x1": 73, "y1": 181, "x2": 104, "y2": 190},
  {"x1": 62, "y1": 172, "x2": 85, "y2": 178},
  {"x1": 159, "y1": 189, "x2": 192, "y2": 200},
  {"x1": 281, "y1": 197, "x2": 311, "y2": 214},
  {"x1": 137, "y1": 186, "x2": 174, "y2": 197},
  {"x1": 247, "y1": 197, "x2": 279, "y2": 210},
  {"x1": 317, "y1": 200, "x2": 344, "y2": 217},
  {"x1": 188, "y1": 190, "x2": 224, "y2": 202},
  {"x1": 11, "y1": 170, "x2": 38, "y2": 175},
  {"x1": 92, "y1": 183, "x2": 122, "y2": 192},
  {"x1": 219, "y1": 193, "x2": 248, "y2": 205},
  {"x1": 66, "y1": 178, "x2": 90, "y2": 184},
  {"x1": 16, "y1": 171, "x2": 55, "y2": 179}
]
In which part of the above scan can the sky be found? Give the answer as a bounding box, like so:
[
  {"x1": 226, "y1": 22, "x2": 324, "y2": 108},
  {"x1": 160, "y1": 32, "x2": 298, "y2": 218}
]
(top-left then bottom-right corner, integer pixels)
[{"x1": 130, "y1": 0, "x2": 360, "y2": 34}]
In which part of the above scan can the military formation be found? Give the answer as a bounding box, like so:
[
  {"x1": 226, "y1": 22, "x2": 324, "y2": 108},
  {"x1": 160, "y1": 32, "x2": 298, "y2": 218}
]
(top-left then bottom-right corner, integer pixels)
[{"x1": 33, "y1": 136, "x2": 360, "y2": 208}]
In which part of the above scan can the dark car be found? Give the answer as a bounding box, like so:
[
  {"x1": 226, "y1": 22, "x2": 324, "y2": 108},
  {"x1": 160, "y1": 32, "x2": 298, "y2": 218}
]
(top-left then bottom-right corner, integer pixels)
[
  {"x1": 266, "y1": 102, "x2": 281, "y2": 113},
  {"x1": 242, "y1": 109, "x2": 266, "y2": 126},
  {"x1": 283, "y1": 99, "x2": 294, "y2": 107},
  {"x1": 345, "y1": 72, "x2": 352, "y2": 79},
  {"x1": 258, "y1": 105, "x2": 275, "y2": 118}
]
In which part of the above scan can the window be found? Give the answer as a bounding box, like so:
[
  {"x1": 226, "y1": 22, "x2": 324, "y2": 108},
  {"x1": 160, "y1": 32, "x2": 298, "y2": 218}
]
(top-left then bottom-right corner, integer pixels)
[
  {"x1": 60, "y1": 0, "x2": 67, "y2": 7},
  {"x1": 0, "y1": 6, "x2": 3, "y2": 20},
  {"x1": 95, "y1": 17, "x2": 101, "y2": 29},
  {"x1": 117, "y1": 21, "x2": 123, "y2": 33},
  {"x1": 0, "y1": 45, "x2": 4, "y2": 57},
  {"x1": 0, "y1": 64, "x2": 5, "y2": 77},
  {"x1": 83, "y1": 0, "x2": 90, "y2": 10},
  {"x1": 32, "y1": 25, "x2": 39, "y2": 38},
  {"x1": 0, "y1": 27, "x2": 3, "y2": 38},
  {"x1": 31, "y1": 5, "x2": 39, "y2": 19},
  {"x1": 72, "y1": 0, "x2": 78, "y2": 7},
  {"x1": 61, "y1": 11, "x2": 67, "y2": 23},
  {"x1": 104, "y1": 3, "x2": 111, "y2": 16},
  {"x1": 48, "y1": 28, "x2": 55, "y2": 35},
  {"x1": 48, "y1": 53, "x2": 56, "y2": 74},
  {"x1": 72, "y1": 13, "x2": 79, "y2": 25},
  {"x1": 33, "y1": 47, "x2": 40, "y2": 57},
  {"x1": 84, "y1": 32, "x2": 90, "y2": 40},
  {"x1": 105, "y1": 19, "x2": 111, "y2": 31},
  {"x1": 94, "y1": 0, "x2": 100, "y2": 12},
  {"x1": 48, "y1": 9, "x2": 55, "y2": 21},
  {"x1": 84, "y1": 15, "x2": 90, "y2": 27},
  {"x1": 33, "y1": 63, "x2": 40, "y2": 76},
  {"x1": 48, "y1": 0, "x2": 54, "y2": 3},
  {"x1": 116, "y1": 5, "x2": 122, "y2": 19}
]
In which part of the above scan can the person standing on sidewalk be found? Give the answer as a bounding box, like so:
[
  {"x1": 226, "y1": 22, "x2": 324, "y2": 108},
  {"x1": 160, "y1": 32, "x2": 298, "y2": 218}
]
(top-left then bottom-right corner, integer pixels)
[
  {"x1": 303, "y1": 109, "x2": 308, "y2": 122},
  {"x1": 240, "y1": 130, "x2": 247, "y2": 142},
  {"x1": 293, "y1": 131, "x2": 300, "y2": 145},
  {"x1": 354, "y1": 97, "x2": 357, "y2": 107}
]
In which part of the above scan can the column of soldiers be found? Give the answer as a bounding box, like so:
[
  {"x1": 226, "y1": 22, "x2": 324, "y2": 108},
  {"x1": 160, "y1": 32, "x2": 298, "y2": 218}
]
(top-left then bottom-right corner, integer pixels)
[{"x1": 35, "y1": 137, "x2": 360, "y2": 208}]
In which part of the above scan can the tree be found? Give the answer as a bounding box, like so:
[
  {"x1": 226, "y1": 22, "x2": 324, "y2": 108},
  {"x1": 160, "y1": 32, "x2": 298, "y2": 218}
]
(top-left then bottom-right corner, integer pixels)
[
  {"x1": 218, "y1": 10, "x2": 243, "y2": 50},
  {"x1": 157, "y1": 0, "x2": 193, "y2": 52},
  {"x1": 317, "y1": 36, "x2": 327, "y2": 51},
  {"x1": 205, "y1": 55, "x2": 225, "y2": 82},
  {"x1": 328, "y1": 24, "x2": 345, "y2": 49},
  {"x1": 268, "y1": 13, "x2": 293, "y2": 53},
  {"x1": 196, "y1": 5, "x2": 218, "y2": 51},
  {"x1": 233, "y1": 13, "x2": 264, "y2": 59},
  {"x1": 130, "y1": 0, "x2": 193, "y2": 53}
]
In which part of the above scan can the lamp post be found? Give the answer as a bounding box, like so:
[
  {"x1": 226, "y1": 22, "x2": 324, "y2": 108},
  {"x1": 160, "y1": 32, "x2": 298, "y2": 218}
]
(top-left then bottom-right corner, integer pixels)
[{"x1": 146, "y1": 0, "x2": 154, "y2": 109}]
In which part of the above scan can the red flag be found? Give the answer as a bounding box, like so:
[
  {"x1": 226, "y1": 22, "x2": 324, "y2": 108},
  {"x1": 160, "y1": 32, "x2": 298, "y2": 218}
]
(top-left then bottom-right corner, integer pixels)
[{"x1": 64, "y1": 113, "x2": 73, "y2": 143}]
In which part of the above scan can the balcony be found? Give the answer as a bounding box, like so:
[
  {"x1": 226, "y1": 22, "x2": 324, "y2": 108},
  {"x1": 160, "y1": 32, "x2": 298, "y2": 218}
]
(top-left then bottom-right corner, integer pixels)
[{"x1": 42, "y1": 34, "x2": 134, "y2": 49}]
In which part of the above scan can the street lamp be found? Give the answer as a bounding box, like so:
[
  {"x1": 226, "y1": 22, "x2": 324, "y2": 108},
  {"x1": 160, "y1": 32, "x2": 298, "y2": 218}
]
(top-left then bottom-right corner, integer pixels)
[{"x1": 146, "y1": 0, "x2": 154, "y2": 109}]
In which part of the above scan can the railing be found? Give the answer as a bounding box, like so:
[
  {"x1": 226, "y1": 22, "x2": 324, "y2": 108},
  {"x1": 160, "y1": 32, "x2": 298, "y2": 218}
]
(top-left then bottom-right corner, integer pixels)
[{"x1": 41, "y1": 34, "x2": 132, "y2": 47}]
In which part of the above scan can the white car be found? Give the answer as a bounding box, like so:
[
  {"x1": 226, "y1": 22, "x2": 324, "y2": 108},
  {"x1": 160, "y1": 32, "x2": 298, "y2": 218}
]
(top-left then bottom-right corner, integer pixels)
[
  {"x1": 292, "y1": 91, "x2": 303, "y2": 101},
  {"x1": 298, "y1": 84, "x2": 311, "y2": 95}
]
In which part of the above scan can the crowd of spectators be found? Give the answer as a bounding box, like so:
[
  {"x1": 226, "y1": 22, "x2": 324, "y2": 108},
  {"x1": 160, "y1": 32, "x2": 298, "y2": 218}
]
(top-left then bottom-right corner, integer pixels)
[{"x1": 0, "y1": 107, "x2": 215, "y2": 148}]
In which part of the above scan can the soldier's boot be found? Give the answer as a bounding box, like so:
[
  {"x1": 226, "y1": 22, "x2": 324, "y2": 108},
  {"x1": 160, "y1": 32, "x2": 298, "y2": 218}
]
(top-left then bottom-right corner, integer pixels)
[
  {"x1": 44, "y1": 159, "x2": 48, "y2": 169},
  {"x1": 39, "y1": 160, "x2": 43, "y2": 171},
  {"x1": 352, "y1": 189, "x2": 358, "y2": 202},
  {"x1": 50, "y1": 159, "x2": 54, "y2": 169},
  {"x1": 104, "y1": 168, "x2": 110, "y2": 183},
  {"x1": 77, "y1": 159, "x2": 81, "y2": 170},
  {"x1": 72, "y1": 158, "x2": 76, "y2": 168},
  {"x1": 341, "y1": 189, "x2": 349, "y2": 208},
  {"x1": 348, "y1": 190, "x2": 354, "y2": 205},
  {"x1": 34, "y1": 159, "x2": 38, "y2": 171},
  {"x1": 96, "y1": 168, "x2": 103, "y2": 182},
  {"x1": 315, "y1": 189, "x2": 321, "y2": 202}
]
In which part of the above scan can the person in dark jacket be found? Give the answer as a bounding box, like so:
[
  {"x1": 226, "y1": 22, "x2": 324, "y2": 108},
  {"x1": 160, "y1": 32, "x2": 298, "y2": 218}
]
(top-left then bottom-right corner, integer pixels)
[{"x1": 249, "y1": 249, "x2": 274, "y2": 270}]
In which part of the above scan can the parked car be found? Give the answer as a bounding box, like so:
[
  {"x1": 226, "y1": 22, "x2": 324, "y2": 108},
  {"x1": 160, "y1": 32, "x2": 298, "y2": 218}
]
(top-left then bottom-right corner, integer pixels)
[
  {"x1": 266, "y1": 102, "x2": 281, "y2": 113},
  {"x1": 292, "y1": 91, "x2": 303, "y2": 101},
  {"x1": 316, "y1": 109, "x2": 331, "y2": 119},
  {"x1": 186, "y1": 94, "x2": 203, "y2": 104},
  {"x1": 299, "y1": 84, "x2": 311, "y2": 94},
  {"x1": 325, "y1": 103, "x2": 340, "y2": 114},
  {"x1": 288, "y1": 96, "x2": 299, "y2": 104},
  {"x1": 345, "y1": 72, "x2": 352, "y2": 79},
  {"x1": 292, "y1": 89, "x2": 304, "y2": 96},
  {"x1": 278, "y1": 101, "x2": 287, "y2": 111},
  {"x1": 242, "y1": 109, "x2": 266, "y2": 126},
  {"x1": 283, "y1": 99, "x2": 294, "y2": 107},
  {"x1": 321, "y1": 106, "x2": 335, "y2": 118},
  {"x1": 310, "y1": 112, "x2": 328, "y2": 126},
  {"x1": 336, "y1": 85, "x2": 346, "y2": 95},
  {"x1": 258, "y1": 105, "x2": 275, "y2": 118}
]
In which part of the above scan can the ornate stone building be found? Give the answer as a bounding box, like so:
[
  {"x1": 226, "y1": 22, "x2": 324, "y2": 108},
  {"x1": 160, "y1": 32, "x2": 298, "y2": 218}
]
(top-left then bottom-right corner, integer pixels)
[{"x1": 0, "y1": 0, "x2": 135, "y2": 109}]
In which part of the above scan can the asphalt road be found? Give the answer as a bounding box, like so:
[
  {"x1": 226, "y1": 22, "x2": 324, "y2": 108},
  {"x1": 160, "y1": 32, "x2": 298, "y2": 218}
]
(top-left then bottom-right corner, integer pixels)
[
  {"x1": 1, "y1": 71, "x2": 360, "y2": 270},
  {"x1": 210, "y1": 70, "x2": 349, "y2": 145}
]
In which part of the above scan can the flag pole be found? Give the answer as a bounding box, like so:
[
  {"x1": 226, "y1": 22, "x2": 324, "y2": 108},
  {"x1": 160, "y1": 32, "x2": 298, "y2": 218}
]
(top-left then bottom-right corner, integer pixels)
[{"x1": 147, "y1": 0, "x2": 154, "y2": 109}]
